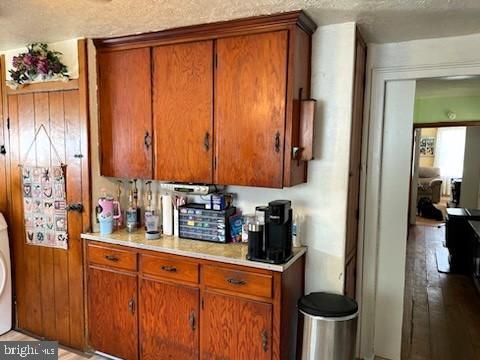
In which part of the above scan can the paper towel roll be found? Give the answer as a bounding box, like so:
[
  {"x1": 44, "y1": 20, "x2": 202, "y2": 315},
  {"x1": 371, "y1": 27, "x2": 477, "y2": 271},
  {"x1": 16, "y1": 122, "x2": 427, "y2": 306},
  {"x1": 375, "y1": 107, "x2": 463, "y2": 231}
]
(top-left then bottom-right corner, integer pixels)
[{"x1": 162, "y1": 195, "x2": 173, "y2": 236}]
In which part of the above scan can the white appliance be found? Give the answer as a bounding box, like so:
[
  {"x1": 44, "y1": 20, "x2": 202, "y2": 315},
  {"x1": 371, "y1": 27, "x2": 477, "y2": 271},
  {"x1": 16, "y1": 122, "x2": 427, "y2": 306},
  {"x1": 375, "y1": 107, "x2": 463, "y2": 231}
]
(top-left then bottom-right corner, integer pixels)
[
  {"x1": 0, "y1": 213, "x2": 11, "y2": 334},
  {"x1": 159, "y1": 183, "x2": 223, "y2": 195}
]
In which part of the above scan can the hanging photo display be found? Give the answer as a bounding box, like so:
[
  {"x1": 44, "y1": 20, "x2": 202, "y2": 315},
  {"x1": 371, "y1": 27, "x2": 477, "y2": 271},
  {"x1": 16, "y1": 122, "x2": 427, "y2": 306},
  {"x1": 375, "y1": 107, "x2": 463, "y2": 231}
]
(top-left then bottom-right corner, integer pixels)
[{"x1": 22, "y1": 165, "x2": 68, "y2": 249}]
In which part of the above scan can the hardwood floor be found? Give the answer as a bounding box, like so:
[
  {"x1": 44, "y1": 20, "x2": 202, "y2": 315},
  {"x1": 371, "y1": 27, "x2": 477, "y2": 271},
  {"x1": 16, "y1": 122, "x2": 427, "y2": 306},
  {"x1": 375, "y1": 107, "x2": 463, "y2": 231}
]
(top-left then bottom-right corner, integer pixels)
[
  {"x1": 0, "y1": 331, "x2": 106, "y2": 359},
  {"x1": 402, "y1": 225, "x2": 480, "y2": 360}
]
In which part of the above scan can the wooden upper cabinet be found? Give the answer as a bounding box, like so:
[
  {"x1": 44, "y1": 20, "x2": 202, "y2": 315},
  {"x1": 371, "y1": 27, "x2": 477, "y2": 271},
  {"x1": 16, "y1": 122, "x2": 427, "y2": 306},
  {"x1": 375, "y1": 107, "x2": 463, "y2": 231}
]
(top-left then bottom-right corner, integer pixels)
[
  {"x1": 88, "y1": 267, "x2": 138, "y2": 360},
  {"x1": 153, "y1": 41, "x2": 213, "y2": 183},
  {"x1": 94, "y1": 12, "x2": 316, "y2": 187},
  {"x1": 97, "y1": 48, "x2": 153, "y2": 179},
  {"x1": 214, "y1": 31, "x2": 288, "y2": 188}
]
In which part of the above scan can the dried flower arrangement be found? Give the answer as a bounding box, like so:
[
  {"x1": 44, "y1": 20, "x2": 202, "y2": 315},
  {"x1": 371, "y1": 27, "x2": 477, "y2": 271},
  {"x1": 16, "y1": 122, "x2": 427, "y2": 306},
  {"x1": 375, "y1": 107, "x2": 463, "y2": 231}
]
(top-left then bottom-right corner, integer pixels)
[{"x1": 7, "y1": 43, "x2": 69, "y2": 89}]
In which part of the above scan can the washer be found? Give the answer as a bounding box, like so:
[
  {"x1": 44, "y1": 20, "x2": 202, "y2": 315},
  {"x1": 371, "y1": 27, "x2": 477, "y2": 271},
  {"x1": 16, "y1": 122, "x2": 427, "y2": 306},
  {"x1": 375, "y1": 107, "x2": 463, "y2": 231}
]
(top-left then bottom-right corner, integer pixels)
[{"x1": 0, "y1": 213, "x2": 11, "y2": 335}]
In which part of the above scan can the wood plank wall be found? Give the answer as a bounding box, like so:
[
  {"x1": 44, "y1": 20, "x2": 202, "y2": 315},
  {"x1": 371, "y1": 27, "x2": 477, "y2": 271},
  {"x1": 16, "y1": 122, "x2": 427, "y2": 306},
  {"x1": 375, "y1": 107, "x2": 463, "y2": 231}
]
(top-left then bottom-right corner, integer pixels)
[{"x1": 3, "y1": 40, "x2": 90, "y2": 350}]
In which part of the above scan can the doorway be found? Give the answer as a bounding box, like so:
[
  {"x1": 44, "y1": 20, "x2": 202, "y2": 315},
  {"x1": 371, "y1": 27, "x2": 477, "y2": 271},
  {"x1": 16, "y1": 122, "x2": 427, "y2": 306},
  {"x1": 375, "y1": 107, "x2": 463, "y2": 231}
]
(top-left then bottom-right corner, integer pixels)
[
  {"x1": 403, "y1": 76, "x2": 480, "y2": 358},
  {"x1": 360, "y1": 72, "x2": 480, "y2": 359}
]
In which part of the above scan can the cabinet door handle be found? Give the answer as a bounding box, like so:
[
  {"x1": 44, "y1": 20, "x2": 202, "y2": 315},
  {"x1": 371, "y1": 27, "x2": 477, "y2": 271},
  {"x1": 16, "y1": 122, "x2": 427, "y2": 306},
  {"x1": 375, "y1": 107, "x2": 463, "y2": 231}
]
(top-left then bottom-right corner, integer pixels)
[
  {"x1": 274, "y1": 131, "x2": 281, "y2": 153},
  {"x1": 204, "y1": 132, "x2": 210, "y2": 151},
  {"x1": 227, "y1": 278, "x2": 246, "y2": 286},
  {"x1": 161, "y1": 265, "x2": 177, "y2": 273},
  {"x1": 105, "y1": 255, "x2": 119, "y2": 262},
  {"x1": 144, "y1": 131, "x2": 152, "y2": 149},
  {"x1": 128, "y1": 298, "x2": 135, "y2": 315},
  {"x1": 189, "y1": 311, "x2": 196, "y2": 331},
  {"x1": 261, "y1": 330, "x2": 269, "y2": 352}
]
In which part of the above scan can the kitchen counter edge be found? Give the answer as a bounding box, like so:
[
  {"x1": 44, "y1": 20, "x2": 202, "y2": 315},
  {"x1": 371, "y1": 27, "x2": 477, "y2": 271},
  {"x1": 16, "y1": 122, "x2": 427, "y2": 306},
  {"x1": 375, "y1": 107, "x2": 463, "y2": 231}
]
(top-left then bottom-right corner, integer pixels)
[{"x1": 81, "y1": 232, "x2": 307, "y2": 272}]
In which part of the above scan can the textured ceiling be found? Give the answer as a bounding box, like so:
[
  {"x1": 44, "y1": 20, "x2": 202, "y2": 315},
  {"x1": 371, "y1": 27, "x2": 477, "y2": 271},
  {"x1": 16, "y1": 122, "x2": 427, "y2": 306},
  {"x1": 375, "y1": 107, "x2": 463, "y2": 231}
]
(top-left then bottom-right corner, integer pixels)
[
  {"x1": 1, "y1": 0, "x2": 480, "y2": 50},
  {"x1": 416, "y1": 77, "x2": 480, "y2": 99}
]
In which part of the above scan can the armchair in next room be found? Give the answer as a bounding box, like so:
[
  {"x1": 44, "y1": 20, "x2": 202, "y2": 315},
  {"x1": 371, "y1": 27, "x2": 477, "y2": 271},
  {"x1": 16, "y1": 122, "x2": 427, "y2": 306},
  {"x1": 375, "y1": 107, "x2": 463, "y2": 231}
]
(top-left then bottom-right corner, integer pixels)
[{"x1": 417, "y1": 166, "x2": 443, "y2": 204}]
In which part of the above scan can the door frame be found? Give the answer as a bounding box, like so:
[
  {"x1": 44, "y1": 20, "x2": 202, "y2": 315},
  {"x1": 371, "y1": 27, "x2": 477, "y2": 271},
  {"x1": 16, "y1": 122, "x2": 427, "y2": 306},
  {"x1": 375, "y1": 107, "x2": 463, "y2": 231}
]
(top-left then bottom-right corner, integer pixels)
[{"x1": 358, "y1": 39, "x2": 480, "y2": 359}]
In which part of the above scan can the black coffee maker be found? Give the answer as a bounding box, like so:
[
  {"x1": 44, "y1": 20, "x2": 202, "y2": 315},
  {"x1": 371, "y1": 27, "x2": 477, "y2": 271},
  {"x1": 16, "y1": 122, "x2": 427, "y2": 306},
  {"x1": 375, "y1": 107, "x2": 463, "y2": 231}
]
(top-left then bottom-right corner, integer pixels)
[{"x1": 247, "y1": 200, "x2": 293, "y2": 264}]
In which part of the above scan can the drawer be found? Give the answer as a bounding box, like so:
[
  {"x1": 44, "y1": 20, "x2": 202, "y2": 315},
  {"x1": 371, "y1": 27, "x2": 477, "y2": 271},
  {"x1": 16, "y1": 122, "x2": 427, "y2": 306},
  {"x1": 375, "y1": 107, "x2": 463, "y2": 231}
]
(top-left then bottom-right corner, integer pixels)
[
  {"x1": 202, "y1": 265, "x2": 273, "y2": 299},
  {"x1": 140, "y1": 254, "x2": 199, "y2": 284},
  {"x1": 87, "y1": 243, "x2": 137, "y2": 271}
]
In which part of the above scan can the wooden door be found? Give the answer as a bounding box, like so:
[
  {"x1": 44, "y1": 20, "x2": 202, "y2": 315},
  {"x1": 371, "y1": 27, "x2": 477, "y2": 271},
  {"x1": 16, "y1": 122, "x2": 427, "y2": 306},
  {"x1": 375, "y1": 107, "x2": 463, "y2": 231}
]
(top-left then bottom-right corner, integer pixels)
[
  {"x1": 344, "y1": 30, "x2": 366, "y2": 299},
  {"x1": 88, "y1": 266, "x2": 138, "y2": 360},
  {"x1": 0, "y1": 56, "x2": 7, "y2": 218},
  {"x1": 139, "y1": 278, "x2": 199, "y2": 360},
  {"x1": 153, "y1": 41, "x2": 213, "y2": 183},
  {"x1": 7, "y1": 44, "x2": 89, "y2": 349},
  {"x1": 97, "y1": 48, "x2": 152, "y2": 179},
  {"x1": 215, "y1": 31, "x2": 288, "y2": 188},
  {"x1": 201, "y1": 291, "x2": 272, "y2": 360}
]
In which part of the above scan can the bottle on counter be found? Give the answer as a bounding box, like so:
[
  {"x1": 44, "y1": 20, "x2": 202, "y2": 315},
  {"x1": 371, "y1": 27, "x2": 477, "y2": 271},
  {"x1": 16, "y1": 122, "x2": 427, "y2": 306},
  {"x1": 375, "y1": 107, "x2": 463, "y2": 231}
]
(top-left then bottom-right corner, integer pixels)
[
  {"x1": 292, "y1": 210, "x2": 304, "y2": 247},
  {"x1": 114, "y1": 180, "x2": 124, "y2": 230},
  {"x1": 144, "y1": 181, "x2": 159, "y2": 232},
  {"x1": 126, "y1": 181, "x2": 137, "y2": 233},
  {"x1": 133, "y1": 179, "x2": 141, "y2": 228}
]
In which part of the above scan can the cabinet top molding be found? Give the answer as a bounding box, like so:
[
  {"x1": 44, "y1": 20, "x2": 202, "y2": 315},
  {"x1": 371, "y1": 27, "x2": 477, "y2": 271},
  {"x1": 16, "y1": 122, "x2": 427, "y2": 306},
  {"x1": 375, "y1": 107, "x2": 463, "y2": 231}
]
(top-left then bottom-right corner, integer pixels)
[{"x1": 93, "y1": 10, "x2": 317, "y2": 50}]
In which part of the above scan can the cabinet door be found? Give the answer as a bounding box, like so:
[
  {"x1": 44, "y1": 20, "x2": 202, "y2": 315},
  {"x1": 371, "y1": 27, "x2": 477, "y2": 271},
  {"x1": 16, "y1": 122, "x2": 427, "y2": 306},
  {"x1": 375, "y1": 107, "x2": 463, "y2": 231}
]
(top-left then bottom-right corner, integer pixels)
[
  {"x1": 98, "y1": 48, "x2": 152, "y2": 178},
  {"x1": 153, "y1": 41, "x2": 213, "y2": 183},
  {"x1": 140, "y1": 278, "x2": 199, "y2": 360},
  {"x1": 201, "y1": 291, "x2": 272, "y2": 360},
  {"x1": 88, "y1": 267, "x2": 138, "y2": 360},
  {"x1": 215, "y1": 31, "x2": 288, "y2": 188}
]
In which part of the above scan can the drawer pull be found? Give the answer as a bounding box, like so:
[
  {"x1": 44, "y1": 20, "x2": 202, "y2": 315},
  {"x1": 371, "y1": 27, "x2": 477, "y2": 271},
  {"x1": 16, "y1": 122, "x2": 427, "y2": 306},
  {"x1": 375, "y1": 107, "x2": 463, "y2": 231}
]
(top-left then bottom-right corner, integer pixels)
[
  {"x1": 161, "y1": 265, "x2": 177, "y2": 273},
  {"x1": 105, "y1": 255, "x2": 119, "y2": 262},
  {"x1": 227, "y1": 278, "x2": 246, "y2": 286}
]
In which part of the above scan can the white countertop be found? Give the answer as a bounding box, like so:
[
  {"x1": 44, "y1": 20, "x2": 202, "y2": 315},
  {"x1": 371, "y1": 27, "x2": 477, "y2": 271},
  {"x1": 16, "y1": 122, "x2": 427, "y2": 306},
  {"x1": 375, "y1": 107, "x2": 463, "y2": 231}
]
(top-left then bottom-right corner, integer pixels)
[{"x1": 81, "y1": 230, "x2": 306, "y2": 272}]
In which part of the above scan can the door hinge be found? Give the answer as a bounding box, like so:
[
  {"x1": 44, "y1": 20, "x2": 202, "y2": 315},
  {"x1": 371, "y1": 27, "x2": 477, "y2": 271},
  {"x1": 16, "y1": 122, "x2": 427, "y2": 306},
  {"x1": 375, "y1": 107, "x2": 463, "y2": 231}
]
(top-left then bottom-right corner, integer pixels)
[
  {"x1": 201, "y1": 297, "x2": 204, "y2": 310},
  {"x1": 215, "y1": 54, "x2": 218, "y2": 68},
  {"x1": 6, "y1": 117, "x2": 10, "y2": 130},
  {"x1": 214, "y1": 157, "x2": 217, "y2": 170}
]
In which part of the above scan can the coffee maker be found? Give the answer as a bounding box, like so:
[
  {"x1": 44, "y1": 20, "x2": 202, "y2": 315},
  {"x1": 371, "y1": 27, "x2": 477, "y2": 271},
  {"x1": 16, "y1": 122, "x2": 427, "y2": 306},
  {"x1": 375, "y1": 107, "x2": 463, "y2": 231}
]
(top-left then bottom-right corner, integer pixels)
[{"x1": 247, "y1": 200, "x2": 293, "y2": 264}]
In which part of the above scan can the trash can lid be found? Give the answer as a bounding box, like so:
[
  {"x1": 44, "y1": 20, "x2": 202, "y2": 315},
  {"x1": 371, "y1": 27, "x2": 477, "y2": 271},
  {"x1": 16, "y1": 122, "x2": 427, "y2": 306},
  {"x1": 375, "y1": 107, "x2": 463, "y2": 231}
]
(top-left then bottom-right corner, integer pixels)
[{"x1": 298, "y1": 292, "x2": 358, "y2": 318}]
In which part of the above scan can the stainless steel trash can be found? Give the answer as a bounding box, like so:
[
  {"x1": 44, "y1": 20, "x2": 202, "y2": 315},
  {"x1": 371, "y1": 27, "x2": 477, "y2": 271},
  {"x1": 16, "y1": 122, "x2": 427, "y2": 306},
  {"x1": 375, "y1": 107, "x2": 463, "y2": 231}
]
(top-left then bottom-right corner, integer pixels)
[{"x1": 299, "y1": 292, "x2": 358, "y2": 360}]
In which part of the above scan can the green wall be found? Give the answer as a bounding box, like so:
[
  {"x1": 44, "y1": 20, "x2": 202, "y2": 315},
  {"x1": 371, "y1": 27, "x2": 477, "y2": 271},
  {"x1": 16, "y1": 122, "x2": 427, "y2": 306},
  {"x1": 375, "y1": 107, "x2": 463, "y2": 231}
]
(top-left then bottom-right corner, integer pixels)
[{"x1": 414, "y1": 96, "x2": 480, "y2": 124}]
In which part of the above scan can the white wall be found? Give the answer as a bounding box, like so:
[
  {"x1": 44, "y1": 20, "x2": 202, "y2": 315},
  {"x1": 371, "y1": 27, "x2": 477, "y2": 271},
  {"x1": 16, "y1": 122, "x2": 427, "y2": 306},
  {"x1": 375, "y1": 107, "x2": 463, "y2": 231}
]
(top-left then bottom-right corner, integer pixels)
[
  {"x1": 460, "y1": 126, "x2": 480, "y2": 208},
  {"x1": 361, "y1": 32, "x2": 480, "y2": 360},
  {"x1": 88, "y1": 22, "x2": 357, "y2": 294},
  {"x1": 230, "y1": 23, "x2": 356, "y2": 294},
  {"x1": 2, "y1": 39, "x2": 79, "y2": 80}
]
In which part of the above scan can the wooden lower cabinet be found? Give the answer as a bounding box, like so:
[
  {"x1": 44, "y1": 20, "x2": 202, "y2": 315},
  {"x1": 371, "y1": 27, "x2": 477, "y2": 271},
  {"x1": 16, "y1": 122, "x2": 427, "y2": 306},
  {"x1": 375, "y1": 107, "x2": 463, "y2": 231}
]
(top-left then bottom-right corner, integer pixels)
[
  {"x1": 140, "y1": 278, "x2": 199, "y2": 360},
  {"x1": 88, "y1": 266, "x2": 138, "y2": 360},
  {"x1": 86, "y1": 241, "x2": 304, "y2": 360},
  {"x1": 201, "y1": 291, "x2": 272, "y2": 360}
]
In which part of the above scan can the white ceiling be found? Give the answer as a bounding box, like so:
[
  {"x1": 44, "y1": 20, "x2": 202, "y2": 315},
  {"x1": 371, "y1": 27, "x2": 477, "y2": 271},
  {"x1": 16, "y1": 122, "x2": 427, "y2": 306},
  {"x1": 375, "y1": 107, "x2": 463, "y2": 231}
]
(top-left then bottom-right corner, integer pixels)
[
  {"x1": 1, "y1": 0, "x2": 480, "y2": 50},
  {"x1": 416, "y1": 77, "x2": 480, "y2": 99}
]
